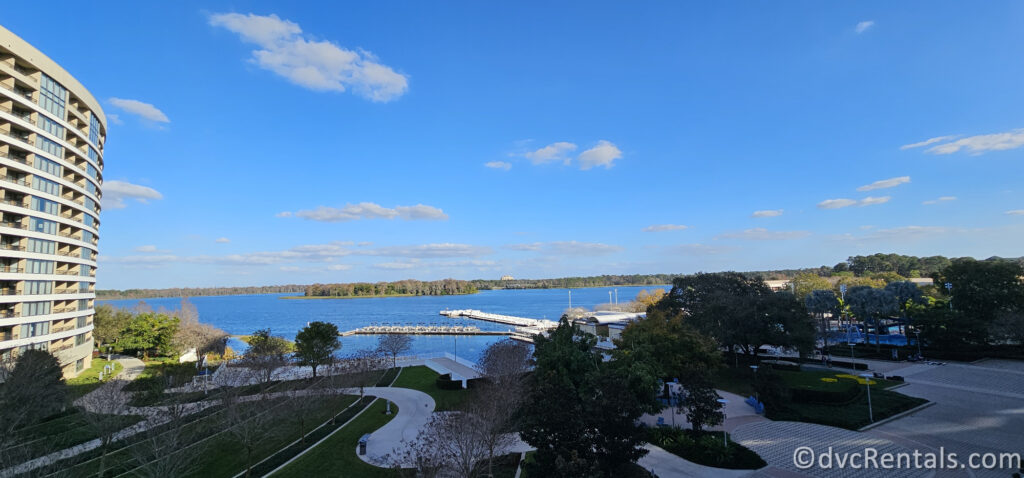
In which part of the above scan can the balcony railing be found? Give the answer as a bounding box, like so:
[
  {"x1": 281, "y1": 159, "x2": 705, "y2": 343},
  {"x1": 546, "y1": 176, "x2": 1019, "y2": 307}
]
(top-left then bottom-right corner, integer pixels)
[
  {"x1": 0, "y1": 267, "x2": 25, "y2": 274},
  {"x1": 52, "y1": 324, "x2": 75, "y2": 333},
  {"x1": 0, "y1": 311, "x2": 20, "y2": 318},
  {"x1": 0, "y1": 221, "x2": 27, "y2": 230},
  {"x1": 0, "y1": 151, "x2": 32, "y2": 166},
  {"x1": 0, "y1": 198, "x2": 28, "y2": 208},
  {"x1": 2, "y1": 176, "x2": 32, "y2": 187},
  {"x1": 0, "y1": 288, "x2": 20, "y2": 295}
]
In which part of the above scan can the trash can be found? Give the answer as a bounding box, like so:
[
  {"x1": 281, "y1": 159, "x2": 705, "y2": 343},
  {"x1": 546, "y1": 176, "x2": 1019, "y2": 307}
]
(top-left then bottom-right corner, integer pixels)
[{"x1": 358, "y1": 434, "x2": 370, "y2": 455}]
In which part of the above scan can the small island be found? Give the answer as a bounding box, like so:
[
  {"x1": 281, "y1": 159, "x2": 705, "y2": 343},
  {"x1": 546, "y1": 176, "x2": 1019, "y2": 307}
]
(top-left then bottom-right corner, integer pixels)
[{"x1": 281, "y1": 278, "x2": 479, "y2": 299}]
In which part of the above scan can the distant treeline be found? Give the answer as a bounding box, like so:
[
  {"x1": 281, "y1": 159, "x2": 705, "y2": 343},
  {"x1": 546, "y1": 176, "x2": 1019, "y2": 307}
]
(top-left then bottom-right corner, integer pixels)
[
  {"x1": 471, "y1": 274, "x2": 677, "y2": 290},
  {"x1": 304, "y1": 279, "x2": 478, "y2": 297},
  {"x1": 96, "y1": 254, "x2": 1024, "y2": 300},
  {"x1": 97, "y1": 285, "x2": 307, "y2": 300}
]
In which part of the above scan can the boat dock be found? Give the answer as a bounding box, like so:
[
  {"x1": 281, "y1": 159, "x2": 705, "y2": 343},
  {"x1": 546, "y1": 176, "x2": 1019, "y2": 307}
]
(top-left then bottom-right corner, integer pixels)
[
  {"x1": 339, "y1": 324, "x2": 513, "y2": 337},
  {"x1": 440, "y1": 309, "x2": 559, "y2": 329}
]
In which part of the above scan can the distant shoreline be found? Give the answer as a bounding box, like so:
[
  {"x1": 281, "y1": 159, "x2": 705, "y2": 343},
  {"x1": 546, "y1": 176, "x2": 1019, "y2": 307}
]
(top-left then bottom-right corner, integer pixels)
[
  {"x1": 280, "y1": 292, "x2": 478, "y2": 300},
  {"x1": 97, "y1": 284, "x2": 673, "y2": 302}
]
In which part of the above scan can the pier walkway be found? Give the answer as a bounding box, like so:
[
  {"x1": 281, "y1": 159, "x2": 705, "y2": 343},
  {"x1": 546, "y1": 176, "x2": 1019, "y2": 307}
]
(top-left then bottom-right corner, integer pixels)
[
  {"x1": 440, "y1": 309, "x2": 559, "y2": 329},
  {"x1": 339, "y1": 324, "x2": 513, "y2": 336}
]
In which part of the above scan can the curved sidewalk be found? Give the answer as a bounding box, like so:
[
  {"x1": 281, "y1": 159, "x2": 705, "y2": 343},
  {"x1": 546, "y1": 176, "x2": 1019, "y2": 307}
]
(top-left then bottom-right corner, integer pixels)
[{"x1": 355, "y1": 386, "x2": 436, "y2": 467}]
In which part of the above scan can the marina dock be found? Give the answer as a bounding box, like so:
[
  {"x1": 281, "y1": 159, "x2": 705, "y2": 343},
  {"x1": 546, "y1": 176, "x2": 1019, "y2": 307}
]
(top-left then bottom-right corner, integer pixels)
[{"x1": 339, "y1": 324, "x2": 513, "y2": 336}]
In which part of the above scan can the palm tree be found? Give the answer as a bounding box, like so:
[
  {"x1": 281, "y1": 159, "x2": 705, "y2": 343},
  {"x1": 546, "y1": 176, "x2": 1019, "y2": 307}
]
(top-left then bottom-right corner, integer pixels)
[{"x1": 805, "y1": 289, "x2": 839, "y2": 353}]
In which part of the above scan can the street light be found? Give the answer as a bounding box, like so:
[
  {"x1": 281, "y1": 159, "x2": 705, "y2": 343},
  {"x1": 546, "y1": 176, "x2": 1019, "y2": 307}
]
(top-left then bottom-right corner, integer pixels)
[
  {"x1": 914, "y1": 330, "x2": 922, "y2": 358},
  {"x1": 859, "y1": 373, "x2": 874, "y2": 423},
  {"x1": 717, "y1": 398, "x2": 729, "y2": 447},
  {"x1": 749, "y1": 365, "x2": 759, "y2": 405},
  {"x1": 945, "y1": 282, "x2": 953, "y2": 310}
]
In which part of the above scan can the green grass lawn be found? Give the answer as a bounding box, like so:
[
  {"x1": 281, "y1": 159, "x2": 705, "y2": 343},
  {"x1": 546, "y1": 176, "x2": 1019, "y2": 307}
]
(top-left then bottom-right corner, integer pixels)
[
  {"x1": 67, "y1": 357, "x2": 124, "y2": 398},
  {"x1": 273, "y1": 398, "x2": 400, "y2": 478},
  {"x1": 47, "y1": 394, "x2": 357, "y2": 478},
  {"x1": 390, "y1": 365, "x2": 469, "y2": 411},
  {"x1": 6, "y1": 410, "x2": 142, "y2": 463},
  {"x1": 713, "y1": 365, "x2": 926, "y2": 430}
]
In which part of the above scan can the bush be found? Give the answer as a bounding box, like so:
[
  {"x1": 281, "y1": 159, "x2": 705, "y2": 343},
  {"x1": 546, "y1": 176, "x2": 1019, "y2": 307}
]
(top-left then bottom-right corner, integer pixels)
[
  {"x1": 828, "y1": 360, "x2": 869, "y2": 370},
  {"x1": 435, "y1": 373, "x2": 464, "y2": 390},
  {"x1": 647, "y1": 427, "x2": 766, "y2": 470}
]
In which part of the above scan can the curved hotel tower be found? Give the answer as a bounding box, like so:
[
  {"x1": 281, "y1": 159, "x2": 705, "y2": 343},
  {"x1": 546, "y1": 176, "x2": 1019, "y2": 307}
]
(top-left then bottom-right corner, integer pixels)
[{"x1": 0, "y1": 26, "x2": 105, "y2": 377}]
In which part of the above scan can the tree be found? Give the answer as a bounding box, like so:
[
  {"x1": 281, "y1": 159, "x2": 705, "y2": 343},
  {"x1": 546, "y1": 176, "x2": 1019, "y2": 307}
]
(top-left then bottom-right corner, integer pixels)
[
  {"x1": 130, "y1": 401, "x2": 202, "y2": 478},
  {"x1": 377, "y1": 334, "x2": 413, "y2": 368},
  {"x1": 846, "y1": 286, "x2": 899, "y2": 350},
  {"x1": 806, "y1": 289, "x2": 839, "y2": 351},
  {"x1": 0, "y1": 350, "x2": 67, "y2": 469},
  {"x1": 474, "y1": 340, "x2": 532, "y2": 476},
  {"x1": 92, "y1": 304, "x2": 132, "y2": 350},
  {"x1": 679, "y1": 382, "x2": 724, "y2": 432},
  {"x1": 171, "y1": 297, "x2": 228, "y2": 356},
  {"x1": 295, "y1": 321, "x2": 341, "y2": 378},
  {"x1": 242, "y1": 328, "x2": 291, "y2": 385},
  {"x1": 78, "y1": 380, "x2": 132, "y2": 476},
  {"x1": 221, "y1": 388, "x2": 279, "y2": 478},
  {"x1": 118, "y1": 313, "x2": 179, "y2": 358},
  {"x1": 631, "y1": 288, "x2": 666, "y2": 312},
  {"x1": 614, "y1": 308, "x2": 720, "y2": 385},
  {"x1": 990, "y1": 310, "x2": 1024, "y2": 346},
  {"x1": 519, "y1": 318, "x2": 658, "y2": 477},
  {"x1": 393, "y1": 412, "x2": 489, "y2": 478},
  {"x1": 939, "y1": 259, "x2": 1024, "y2": 327},
  {"x1": 791, "y1": 273, "x2": 833, "y2": 302}
]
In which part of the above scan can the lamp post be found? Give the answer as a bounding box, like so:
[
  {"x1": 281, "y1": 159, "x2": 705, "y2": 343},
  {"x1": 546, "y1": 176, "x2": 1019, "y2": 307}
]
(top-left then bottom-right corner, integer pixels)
[
  {"x1": 914, "y1": 330, "x2": 922, "y2": 358},
  {"x1": 749, "y1": 365, "x2": 759, "y2": 402},
  {"x1": 860, "y1": 373, "x2": 874, "y2": 423},
  {"x1": 945, "y1": 282, "x2": 953, "y2": 310},
  {"x1": 839, "y1": 284, "x2": 847, "y2": 339},
  {"x1": 717, "y1": 398, "x2": 729, "y2": 447}
]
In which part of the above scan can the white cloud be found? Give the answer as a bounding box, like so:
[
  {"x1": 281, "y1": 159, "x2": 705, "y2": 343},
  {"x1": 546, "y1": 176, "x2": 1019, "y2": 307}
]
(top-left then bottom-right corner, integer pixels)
[
  {"x1": 1006, "y1": 210, "x2": 1024, "y2": 216},
  {"x1": 900, "y1": 136, "x2": 955, "y2": 150},
  {"x1": 855, "y1": 20, "x2": 875, "y2": 34},
  {"x1": 373, "y1": 260, "x2": 420, "y2": 270},
  {"x1": 859, "y1": 196, "x2": 892, "y2": 206},
  {"x1": 282, "y1": 202, "x2": 448, "y2": 222},
  {"x1": 817, "y1": 196, "x2": 891, "y2": 209},
  {"x1": 751, "y1": 209, "x2": 783, "y2": 218},
  {"x1": 857, "y1": 176, "x2": 910, "y2": 192},
  {"x1": 484, "y1": 161, "x2": 511, "y2": 171},
  {"x1": 671, "y1": 243, "x2": 734, "y2": 255},
  {"x1": 102, "y1": 180, "x2": 163, "y2": 209},
  {"x1": 209, "y1": 13, "x2": 408, "y2": 102},
  {"x1": 108, "y1": 98, "x2": 170, "y2": 123},
  {"x1": 577, "y1": 140, "x2": 622, "y2": 170},
  {"x1": 133, "y1": 245, "x2": 165, "y2": 253},
  {"x1": 504, "y1": 241, "x2": 622, "y2": 255},
  {"x1": 216, "y1": 237, "x2": 231, "y2": 244},
  {"x1": 922, "y1": 196, "x2": 957, "y2": 205},
  {"x1": 504, "y1": 243, "x2": 543, "y2": 252},
  {"x1": 817, "y1": 198, "x2": 858, "y2": 210},
  {"x1": 107, "y1": 113, "x2": 123, "y2": 125},
  {"x1": 913, "y1": 129, "x2": 1024, "y2": 155},
  {"x1": 327, "y1": 264, "x2": 352, "y2": 271},
  {"x1": 716, "y1": 228, "x2": 811, "y2": 241},
  {"x1": 525, "y1": 142, "x2": 577, "y2": 165},
  {"x1": 643, "y1": 224, "x2": 688, "y2": 232},
  {"x1": 367, "y1": 243, "x2": 492, "y2": 258}
]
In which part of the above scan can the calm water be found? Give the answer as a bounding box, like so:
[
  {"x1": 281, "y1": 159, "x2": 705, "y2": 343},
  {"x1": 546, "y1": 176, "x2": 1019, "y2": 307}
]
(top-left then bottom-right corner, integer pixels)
[{"x1": 99, "y1": 286, "x2": 668, "y2": 362}]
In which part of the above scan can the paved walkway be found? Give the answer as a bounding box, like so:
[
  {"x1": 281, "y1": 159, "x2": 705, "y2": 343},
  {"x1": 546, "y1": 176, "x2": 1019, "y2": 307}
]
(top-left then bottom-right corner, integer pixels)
[
  {"x1": 638, "y1": 444, "x2": 756, "y2": 477},
  {"x1": 73, "y1": 354, "x2": 145, "y2": 412}
]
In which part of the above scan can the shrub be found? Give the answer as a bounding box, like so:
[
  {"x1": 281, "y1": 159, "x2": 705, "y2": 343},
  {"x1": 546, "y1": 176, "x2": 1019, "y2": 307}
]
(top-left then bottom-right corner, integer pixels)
[
  {"x1": 435, "y1": 373, "x2": 464, "y2": 390},
  {"x1": 646, "y1": 427, "x2": 765, "y2": 470}
]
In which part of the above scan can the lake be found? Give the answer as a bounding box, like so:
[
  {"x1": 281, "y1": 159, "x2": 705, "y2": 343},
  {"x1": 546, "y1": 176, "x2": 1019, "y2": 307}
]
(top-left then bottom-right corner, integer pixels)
[{"x1": 99, "y1": 285, "x2": 669, "y2": 362}]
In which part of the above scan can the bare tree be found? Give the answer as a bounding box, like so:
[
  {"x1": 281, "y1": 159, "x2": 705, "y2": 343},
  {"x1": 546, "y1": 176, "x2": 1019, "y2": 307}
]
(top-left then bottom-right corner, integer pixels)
[
  {"x1": 394, "y1": 412, "x2": 490, "y2": 478},
  {"x1": 474, "y1": 340, "x2": 531, "y2": 476},
  {"x1": 221, "y1": 387, "x2": 280, "y2": 478},
  {"x1": 77, "y1": 380, "x2": 132, "y2": 476},
  {"x1": 377, "y1": 334, "x2": 413, "y2": 368},
  {"x1": 128, "y1": 401, "x2": 201, "y2": 478},
  {"x1": 340, "y1": 349, "x2": 388, "y2": 397}
]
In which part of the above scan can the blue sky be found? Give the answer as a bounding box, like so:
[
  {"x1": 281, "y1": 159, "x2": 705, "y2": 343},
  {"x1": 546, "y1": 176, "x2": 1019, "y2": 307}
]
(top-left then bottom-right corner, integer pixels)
[{"x1": 4, "y1": 2, "x2": 1023, "y2": 289}]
